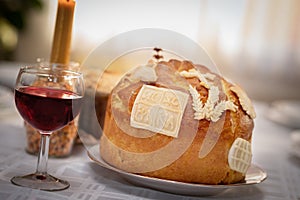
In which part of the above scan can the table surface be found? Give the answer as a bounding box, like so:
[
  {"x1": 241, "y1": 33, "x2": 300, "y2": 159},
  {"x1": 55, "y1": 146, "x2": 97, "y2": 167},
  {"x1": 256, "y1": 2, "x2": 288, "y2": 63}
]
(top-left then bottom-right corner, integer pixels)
[{"x1": 0, "y1": 64, "x2": 300, "y2": 200}]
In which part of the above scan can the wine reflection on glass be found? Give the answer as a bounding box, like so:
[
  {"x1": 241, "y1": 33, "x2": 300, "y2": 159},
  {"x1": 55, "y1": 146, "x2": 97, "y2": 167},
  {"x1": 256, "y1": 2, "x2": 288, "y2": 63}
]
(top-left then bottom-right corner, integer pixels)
[{"x1": 11, "y1": 62, "x2": 84, "y2": 191}]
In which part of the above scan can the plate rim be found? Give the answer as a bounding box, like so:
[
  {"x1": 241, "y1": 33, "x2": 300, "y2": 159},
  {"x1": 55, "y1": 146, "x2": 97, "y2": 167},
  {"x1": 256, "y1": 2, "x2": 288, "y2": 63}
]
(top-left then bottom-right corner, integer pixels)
[{"x1": 87, "y1": 144, "x2": 267, "y2": 190}]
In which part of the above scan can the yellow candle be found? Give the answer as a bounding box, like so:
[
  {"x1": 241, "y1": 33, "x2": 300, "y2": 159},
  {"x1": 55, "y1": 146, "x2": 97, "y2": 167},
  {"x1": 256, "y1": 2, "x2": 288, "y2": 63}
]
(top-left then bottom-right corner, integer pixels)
[{"x1": 50, "y1": 0, "x2": 75, "y2": 64}]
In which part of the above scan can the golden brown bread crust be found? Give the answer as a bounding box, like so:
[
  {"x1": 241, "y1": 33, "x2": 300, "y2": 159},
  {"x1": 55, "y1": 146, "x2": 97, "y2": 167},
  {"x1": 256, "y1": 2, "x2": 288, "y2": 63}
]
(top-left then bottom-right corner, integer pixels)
[{"x1": 100, "y1": 59, "x2": 254, "y2": 184}]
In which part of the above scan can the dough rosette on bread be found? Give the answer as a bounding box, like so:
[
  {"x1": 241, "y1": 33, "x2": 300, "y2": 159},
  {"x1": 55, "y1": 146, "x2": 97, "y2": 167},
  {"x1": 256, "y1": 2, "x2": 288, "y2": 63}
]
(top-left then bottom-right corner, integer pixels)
[{"x1": 100, "y1": 59, "x2": 255, "y2": 184}]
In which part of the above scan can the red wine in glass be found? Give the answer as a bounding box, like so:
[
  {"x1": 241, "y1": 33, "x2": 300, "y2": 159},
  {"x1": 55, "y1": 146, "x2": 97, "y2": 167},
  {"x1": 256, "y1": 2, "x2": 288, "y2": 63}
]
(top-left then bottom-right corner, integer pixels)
[
  {"x1": 11, "y1": 63, "x2": 84, "y2": 191},
  {"x1": 15, "y1": 86, "x2": 83, "y2": 132}
]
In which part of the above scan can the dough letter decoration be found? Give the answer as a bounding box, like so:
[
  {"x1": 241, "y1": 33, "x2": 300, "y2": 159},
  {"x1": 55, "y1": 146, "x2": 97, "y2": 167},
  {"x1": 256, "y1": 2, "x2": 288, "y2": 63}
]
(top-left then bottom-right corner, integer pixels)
[{"x1": 130, "y1": 85, "x2": 189, "y2": 138}]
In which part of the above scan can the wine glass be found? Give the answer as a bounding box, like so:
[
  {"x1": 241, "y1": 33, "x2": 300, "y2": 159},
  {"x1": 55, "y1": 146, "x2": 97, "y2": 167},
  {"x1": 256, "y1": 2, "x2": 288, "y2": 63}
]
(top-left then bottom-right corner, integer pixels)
[{"x1": 11, "y1": 62, "x2": 84, "y2": 191}]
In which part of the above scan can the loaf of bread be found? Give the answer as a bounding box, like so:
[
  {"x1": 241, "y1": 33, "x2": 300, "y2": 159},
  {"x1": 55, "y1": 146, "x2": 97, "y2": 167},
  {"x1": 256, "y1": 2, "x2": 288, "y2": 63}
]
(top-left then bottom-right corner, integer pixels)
[{"x1": 100, "y1": 59, "x2": 256, "y2": 184}]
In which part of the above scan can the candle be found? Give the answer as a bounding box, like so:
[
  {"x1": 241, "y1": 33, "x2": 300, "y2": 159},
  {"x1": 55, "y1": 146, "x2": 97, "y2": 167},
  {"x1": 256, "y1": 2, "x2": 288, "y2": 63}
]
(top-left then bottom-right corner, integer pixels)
[{"x1": 50, "y1": 0, "x2": 75, "y2": 64}]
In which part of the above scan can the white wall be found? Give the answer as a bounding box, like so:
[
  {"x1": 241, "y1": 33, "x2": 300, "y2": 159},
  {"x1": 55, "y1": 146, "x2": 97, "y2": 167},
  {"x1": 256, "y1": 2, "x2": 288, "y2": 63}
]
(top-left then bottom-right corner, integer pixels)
[{"x1": 14, "y1": 0, "x2": 300, "y2": 101}]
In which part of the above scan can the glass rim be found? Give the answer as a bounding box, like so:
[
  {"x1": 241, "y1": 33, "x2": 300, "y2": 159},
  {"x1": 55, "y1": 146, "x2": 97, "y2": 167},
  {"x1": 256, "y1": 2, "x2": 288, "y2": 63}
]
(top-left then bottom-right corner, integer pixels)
[
  {"x1": 37, "y1": 60, "x2": 80, "y2": 69},
  {"x1": 20, "y1": 63, "x2": 83, "y2": 79}
]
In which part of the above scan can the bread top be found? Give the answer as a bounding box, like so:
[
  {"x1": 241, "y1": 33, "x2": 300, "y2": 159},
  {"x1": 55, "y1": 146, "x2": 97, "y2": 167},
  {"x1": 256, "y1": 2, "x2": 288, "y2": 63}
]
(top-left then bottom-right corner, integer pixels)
[
  {"x1": 103, "y1": 59, "x2": 255, "y2": 174},
  {"x1": 110, "y1": 59, "x2": 255, "y2": 130}
]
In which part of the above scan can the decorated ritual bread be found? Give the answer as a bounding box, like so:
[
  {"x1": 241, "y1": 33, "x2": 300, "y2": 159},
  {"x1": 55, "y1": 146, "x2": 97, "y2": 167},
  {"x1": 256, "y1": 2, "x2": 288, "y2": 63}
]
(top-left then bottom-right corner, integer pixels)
[{"x1": 100, "y1": 58, "x2": 256, "y2": 184}]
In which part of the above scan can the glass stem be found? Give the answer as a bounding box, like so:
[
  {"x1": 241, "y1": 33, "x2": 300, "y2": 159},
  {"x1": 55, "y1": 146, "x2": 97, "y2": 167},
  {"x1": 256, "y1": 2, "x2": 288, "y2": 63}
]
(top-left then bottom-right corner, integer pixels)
[{"x1": 36, "y1": 132, "x2": 51, "y2": 175}]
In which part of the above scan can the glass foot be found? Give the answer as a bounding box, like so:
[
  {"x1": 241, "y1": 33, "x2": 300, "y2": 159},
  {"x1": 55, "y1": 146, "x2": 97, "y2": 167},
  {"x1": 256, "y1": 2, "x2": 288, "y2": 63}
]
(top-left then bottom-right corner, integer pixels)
[{"x1": 11, "y1": 173, "x2": 70, "y2": 191}]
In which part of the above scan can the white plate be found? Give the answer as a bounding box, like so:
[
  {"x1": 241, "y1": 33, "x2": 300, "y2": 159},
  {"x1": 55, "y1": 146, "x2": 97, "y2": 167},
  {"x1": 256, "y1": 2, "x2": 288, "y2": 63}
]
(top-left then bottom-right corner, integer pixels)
[
  {"x1": 290, "y1": 130, "x2": 300, "y2": 159},
  {"x1": 266, "y1": 100, "x2": 300, "y2": 129},
  {"x1": 87, "y1": 145, "x2": 267, "y2": 196}
]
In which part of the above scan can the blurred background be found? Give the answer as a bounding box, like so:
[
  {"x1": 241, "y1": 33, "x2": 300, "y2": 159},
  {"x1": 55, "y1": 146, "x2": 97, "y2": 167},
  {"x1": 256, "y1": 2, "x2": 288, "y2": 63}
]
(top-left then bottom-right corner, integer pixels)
[{"x1": 0, "y1": 0, "x2": 299, "y2": 102}]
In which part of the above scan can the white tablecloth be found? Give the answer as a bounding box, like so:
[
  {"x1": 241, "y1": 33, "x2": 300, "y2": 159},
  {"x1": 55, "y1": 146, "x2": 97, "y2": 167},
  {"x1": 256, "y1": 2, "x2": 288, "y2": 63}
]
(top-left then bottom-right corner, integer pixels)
[{"x1": 0, "y1": 63, "x2": 299, "y2": 199}]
